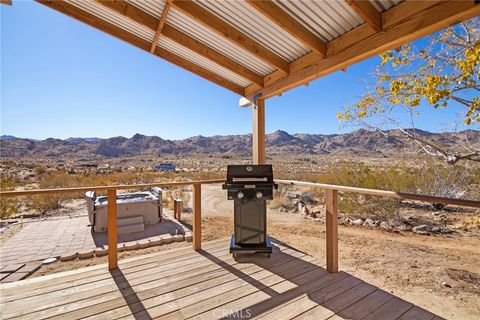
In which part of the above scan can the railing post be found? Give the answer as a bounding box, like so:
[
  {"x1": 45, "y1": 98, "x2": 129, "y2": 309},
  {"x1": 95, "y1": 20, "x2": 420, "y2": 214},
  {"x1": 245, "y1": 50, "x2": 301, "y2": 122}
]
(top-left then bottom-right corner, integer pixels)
[
  {"x1": 326, "y1": 189, "x2": 338, "y2": 273},
  {"x1": 193, "y1": 183, "x2": 201, "y2": 251},
  {"x1": 107, "y1": 189, "x2": 118, "y2": 270}
]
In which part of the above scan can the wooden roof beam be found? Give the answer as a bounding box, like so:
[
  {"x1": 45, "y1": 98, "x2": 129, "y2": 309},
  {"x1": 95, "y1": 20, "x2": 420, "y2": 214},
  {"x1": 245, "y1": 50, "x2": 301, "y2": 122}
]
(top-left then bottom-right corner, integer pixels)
[
  {"x1": 150, "y1": 0, "x2": 172, "y2": 54},
  {"x1": 245, "y1": 0, "x2": 327, "y2": 58},
  {"x1": 171, "y1": 0, "x2": 290, "y2": 74},
  {"x1": 96, "y1": 0, "x2": 263, "y2": 86},
  {"x1": 1, "y1": 0, "x2": 12, "y2": 5},
  {"x1": 245, "y1": 0, "x2": 480, "y2": 100},
  {"x1": 346, "y1": 0, "x2": 382, "y2": 32},
  {"x1": 35, "y1": 0, "x2": 244, "y2": 95}
]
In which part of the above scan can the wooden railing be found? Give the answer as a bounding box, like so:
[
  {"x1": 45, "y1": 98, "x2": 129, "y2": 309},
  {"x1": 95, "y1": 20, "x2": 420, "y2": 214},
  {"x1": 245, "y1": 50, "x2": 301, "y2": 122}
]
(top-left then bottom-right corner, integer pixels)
[
  {"x1": 1, "y1": 178, "x2": 479, "y2": 273},
  {"x1": 276, "y1": 179, "x2": 480, "y2": 273},
  {"x1": 0, "y1": 179, "x2": 223, "y2": 270}
]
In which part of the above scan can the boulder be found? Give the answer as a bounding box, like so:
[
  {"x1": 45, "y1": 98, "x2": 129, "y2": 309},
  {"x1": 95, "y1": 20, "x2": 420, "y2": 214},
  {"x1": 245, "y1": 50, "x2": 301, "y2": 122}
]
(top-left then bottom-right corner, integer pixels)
[
  {"x1": 380, "y1": 221, "x2": 390, "y2": 230},
  {"x1": 363, "y1": 219, "x2": 375, "y2": 228},
  {"x1": 413, "y1": 224, "x2": 430, "y2": 235},
  {"x1": 351, "y1": 218, "x2": 364, "y2": 226}
]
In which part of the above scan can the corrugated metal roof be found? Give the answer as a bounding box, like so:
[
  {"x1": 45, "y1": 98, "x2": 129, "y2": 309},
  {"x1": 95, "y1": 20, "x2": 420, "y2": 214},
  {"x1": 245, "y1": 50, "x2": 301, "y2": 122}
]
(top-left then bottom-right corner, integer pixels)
[
  {"x1": 126, "y1": 0, "x2": 166, "y2": 19},
  {"x1": 62, "y1": 0, "x2": 409, "y2": 93},
  {"x1": 195, "y1": 0, "x2": 310, "y2": 62},
  {"x1": 127, "y1": 0, "x2": 275, "y2": 76},
  {"x1": 158, "y1": 37, "x2": 252, "y2": 87},
  {"x1": 67, "y1": 0, "x2": 251, "y2": 88},
  {"x1": 370, "y1": 0, "x2": 403, "y2": 12},
  {"x1": 167, "y1": 8, "x2": 276, "y2": 76},
  {"x1": 67, "y1": 0, "x2": 155, "y2": 42},
  {"x1": 274, "y1": 0, "x2": 364, "y2": 42}
]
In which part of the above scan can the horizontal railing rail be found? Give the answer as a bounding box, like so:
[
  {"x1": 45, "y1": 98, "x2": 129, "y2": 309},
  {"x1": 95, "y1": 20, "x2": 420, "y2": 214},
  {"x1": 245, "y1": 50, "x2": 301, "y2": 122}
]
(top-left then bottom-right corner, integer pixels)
[
  {"x1": 0, "y1": 179, "x2": 224, "y2": 270},
  {"x1": 276, "y1": 179, "x2": 480, "y2": 208},
  {"x1": 1, "y1": 179, "x2": 478, "y2": 273},
  {"x1": 276, "y1": 179, "x2": 480, "y2": 273},
  {"x1": 0, "y1": 179, "x2": 224, "y2": 197}
]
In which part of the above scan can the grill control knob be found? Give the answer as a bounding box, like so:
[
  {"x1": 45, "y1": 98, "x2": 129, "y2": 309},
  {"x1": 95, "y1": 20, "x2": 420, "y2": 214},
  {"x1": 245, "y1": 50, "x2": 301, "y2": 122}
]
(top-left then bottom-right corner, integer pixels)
[
  {"x1": 237, "y1": 192, "x2": 244, "y2": 199},
  {"x1": 256, "y1": 191, "x2": 263, "y2": 199}
]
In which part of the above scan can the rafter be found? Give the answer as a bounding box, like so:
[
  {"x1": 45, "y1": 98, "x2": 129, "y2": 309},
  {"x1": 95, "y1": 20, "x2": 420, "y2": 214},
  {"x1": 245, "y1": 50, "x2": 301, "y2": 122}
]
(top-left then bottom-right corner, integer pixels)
[
  {"x1": 0, "y1": 0, "x2": 12, "y2": 5},
  {"x1": 245, "y1": 0, "x2": 327, "y2": 58},
  {"x1": 150, "y1": 0, "x2": 172, "y2": 53},
  {"x1": 96, "y1": 0, "x2": 263, "y2": 86},
  {"x1": 36, "y1": 0, "x2": 244, "y2": 95},
  {"x1": 346, "y1": 0, "x2": 382, "y2": 32},
  {"x1": 171, "y1": 0, "x2": 289, "y2": 74},
  {"x1": 245, "y1": 0, "x2": 480, "y2": 100}
]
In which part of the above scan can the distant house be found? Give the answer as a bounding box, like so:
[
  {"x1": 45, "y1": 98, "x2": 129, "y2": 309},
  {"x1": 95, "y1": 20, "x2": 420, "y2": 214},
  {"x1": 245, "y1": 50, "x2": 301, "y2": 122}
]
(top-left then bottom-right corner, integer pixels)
[{"x1": 155, "y1": 163, "x2": 176, "y2": 171}]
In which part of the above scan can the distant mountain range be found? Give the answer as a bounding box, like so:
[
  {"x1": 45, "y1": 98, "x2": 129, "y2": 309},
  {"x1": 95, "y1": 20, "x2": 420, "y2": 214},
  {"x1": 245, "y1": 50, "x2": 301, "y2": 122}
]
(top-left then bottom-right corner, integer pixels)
[{"x1": 1, "y1": 130, "x2": 478, "y2": 159}]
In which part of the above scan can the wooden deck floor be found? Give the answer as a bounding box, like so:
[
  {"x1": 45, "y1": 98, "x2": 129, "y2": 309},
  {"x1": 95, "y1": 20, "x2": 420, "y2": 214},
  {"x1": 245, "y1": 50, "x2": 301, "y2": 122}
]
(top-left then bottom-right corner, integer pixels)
[{"x1": 0, "y1": 238, "x2": 443, "y2": 320}]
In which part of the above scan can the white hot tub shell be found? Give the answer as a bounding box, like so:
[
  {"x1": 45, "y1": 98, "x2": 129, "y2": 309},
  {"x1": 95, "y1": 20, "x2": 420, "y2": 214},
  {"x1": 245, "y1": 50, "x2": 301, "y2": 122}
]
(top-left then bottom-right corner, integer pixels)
[{"x1": 85, "y1": 188, "x2": 162, "y2": 232}]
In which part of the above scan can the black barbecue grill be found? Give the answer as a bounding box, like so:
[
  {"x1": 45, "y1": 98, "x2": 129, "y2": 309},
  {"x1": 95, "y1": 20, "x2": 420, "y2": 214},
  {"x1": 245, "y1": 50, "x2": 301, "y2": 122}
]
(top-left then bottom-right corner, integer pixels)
[{"x1": 222, "y1": 164, "x2": 277, "y2": 257}]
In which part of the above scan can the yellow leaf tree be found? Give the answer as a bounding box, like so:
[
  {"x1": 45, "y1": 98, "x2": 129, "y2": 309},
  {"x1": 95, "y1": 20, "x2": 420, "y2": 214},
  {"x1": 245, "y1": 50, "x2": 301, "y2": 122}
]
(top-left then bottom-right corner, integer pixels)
[{"x1": 339, "y1": 18, "x2": 479, "y2": 164}]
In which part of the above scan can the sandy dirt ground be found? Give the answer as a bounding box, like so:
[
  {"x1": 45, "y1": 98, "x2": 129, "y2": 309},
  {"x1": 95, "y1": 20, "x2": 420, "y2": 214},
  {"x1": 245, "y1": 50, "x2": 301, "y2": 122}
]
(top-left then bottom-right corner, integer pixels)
[{"x1": 15, "y1": 184, "x2": 480, "y2": 319}]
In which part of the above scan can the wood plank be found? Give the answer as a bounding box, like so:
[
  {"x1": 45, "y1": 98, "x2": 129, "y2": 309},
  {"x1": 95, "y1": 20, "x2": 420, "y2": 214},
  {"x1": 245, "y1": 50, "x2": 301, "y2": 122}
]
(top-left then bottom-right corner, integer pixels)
[
  {"x1": 305, "y1": 282, "x2": 377, "y2": 318},
  {"x1": 335, "y1": 289, "x2": 394, "y2": 319},
  {"x1": 9, "y1": 241, "x2": 296, "y2": 316},
  {"x1": 171, "y1": 0, "x2": 289, "y2": 73},
  {"x1": 150, "y1": 0, "x2": 171, "y2": 53},
  {"x1": 163, "y1": 254, "x2": 319, "y2": 319},
  {"x1": 346, "y1": 0, "x2": 382, "y2": 32},
  {"x1": 252, "y1": 98, "x2": 266, "y2": 164},
  {"x1": 362, "y1": 297, "x2": 413, "y2": 320},
  {"x1": 34, "y1": 1, "x2": 244, "y2": 96},
  {"x1": 129, "y1": 261, "x2": 330, "y2": 320},
  {"x1": 0, "y1": 263, "x2": 25, "y2": 273},
  {"x1": 245, "y1": 0, "x2": 327, "y2": 57},
  {"x1": 193, "y1": 183, "x2": 201, "y2": 251},
  {"x1": 0, "y1": 0, "x2": 12, "y2": 5},
  {"x1": 326, "y1": 189, "x2": 338, "y2": 273},
  {"x1": 257, "y1": 275, "x2": 363, "y2": 320},
  {"x1": 107, "y1": 189, "x2": 118, "y2": 270},
  {"x1": 0, "y1": 239, "x2": 227, "y2": 299},
  {"x1": 398, "y1": 306, "x2": 437, "y2": 320},
  {"x1": 244, "y1": 0, "x2": 480, "y2": 100},
  {"x1": 215, "y1": 272, "x2": 348, "y2": 320},
  {"x1": 48, "y1": 247, "x2": 309, "y2": 319},
  {"x1": 96, "y1": 0, "x2": 263, "y2": 86},
  {"x1": 1, "y1": 247, "x2": 236, "y2": 319}
]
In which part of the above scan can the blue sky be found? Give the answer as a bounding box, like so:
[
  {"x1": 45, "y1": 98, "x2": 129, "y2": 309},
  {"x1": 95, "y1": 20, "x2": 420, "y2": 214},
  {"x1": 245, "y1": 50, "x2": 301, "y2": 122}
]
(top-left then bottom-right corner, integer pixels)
[{"x1": 1, "y1": 1, "x2": 476, "y2": 140}]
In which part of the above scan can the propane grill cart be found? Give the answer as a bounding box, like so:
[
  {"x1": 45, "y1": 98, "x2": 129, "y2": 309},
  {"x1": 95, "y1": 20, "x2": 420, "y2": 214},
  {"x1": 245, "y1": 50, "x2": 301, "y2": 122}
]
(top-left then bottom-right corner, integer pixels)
[{"x1": 222, "y1": 164, "x2": 278, "y2": 258}]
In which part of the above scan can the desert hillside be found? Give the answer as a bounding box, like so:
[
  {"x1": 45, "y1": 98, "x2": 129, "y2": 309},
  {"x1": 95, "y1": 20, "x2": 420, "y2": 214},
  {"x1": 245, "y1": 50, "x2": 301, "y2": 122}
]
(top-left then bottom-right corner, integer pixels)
[{"x1": 1, "y1": 129, "x2": 478, "y2": 159}]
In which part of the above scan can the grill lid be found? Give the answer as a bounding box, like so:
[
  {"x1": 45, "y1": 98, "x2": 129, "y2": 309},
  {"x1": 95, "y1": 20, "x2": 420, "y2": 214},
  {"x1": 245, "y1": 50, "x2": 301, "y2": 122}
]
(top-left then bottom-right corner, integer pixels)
[{"x1": 225, "y1": 165, "x2": 274, "y2": 183}]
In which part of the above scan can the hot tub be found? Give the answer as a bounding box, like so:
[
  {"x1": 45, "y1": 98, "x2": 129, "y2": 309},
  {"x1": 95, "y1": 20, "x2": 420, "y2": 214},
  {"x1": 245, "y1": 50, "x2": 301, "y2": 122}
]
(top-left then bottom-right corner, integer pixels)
[{"x1": 85, "y1": 188, "x2": 162, "y2": 232}]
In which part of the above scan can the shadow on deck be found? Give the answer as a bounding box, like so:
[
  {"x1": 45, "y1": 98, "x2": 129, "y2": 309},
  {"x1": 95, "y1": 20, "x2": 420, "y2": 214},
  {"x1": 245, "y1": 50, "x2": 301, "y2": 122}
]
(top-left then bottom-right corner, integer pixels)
[{"x1": 0, "y1": 238, "x2": 443, "y2": 320}]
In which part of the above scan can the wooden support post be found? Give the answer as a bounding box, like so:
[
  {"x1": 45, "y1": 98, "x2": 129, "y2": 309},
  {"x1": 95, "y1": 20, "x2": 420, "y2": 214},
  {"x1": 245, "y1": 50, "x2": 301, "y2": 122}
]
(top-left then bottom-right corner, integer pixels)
[
  {"x1": 326, "y1": 189, "x2": 338, "y2": 273},
  {"x1": 193, "y1": 183, "x2": 201, "y2": 251},
  {"x1": 107, "y1": 189, "x2": 118, "y2": 270},
  {"x1": 252, "y1": 98, "x2": 266, "y2": 164}
]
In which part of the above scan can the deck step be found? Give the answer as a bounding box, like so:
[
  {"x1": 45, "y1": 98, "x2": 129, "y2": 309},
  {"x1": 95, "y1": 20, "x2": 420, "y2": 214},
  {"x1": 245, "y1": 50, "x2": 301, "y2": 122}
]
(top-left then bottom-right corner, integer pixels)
[
  {"x1": 117, "y1": 214, "x2": 144, "y2": 226},
  {"x1": 117, "y1": 222, "x2": 144, "y2": 235}
]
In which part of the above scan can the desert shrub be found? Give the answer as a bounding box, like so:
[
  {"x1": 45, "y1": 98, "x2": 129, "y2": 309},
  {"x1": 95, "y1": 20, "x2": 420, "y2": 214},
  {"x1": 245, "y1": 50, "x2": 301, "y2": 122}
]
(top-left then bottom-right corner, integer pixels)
[
  {"x1": 29, "y1": 195, "x2": 60, "y2": 215},
  {"x1": 0, "y1": 176, "x2": 20, "y2": 219},
  {"x1": 269, "y1": 185, "x2": 291, "y2": 210},
  {"x1": 34, "y1": 165, "x2": 46, "y2": 176},
  {"x1": 416, "y1": 165, "x2": 469, "y2": 209},
  {"x1": 281, "y1": 161, "x2": 475, "y2": 219}
]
